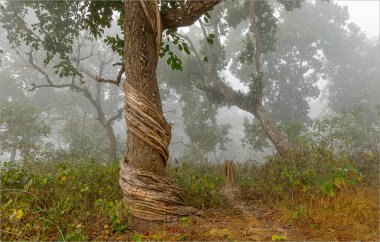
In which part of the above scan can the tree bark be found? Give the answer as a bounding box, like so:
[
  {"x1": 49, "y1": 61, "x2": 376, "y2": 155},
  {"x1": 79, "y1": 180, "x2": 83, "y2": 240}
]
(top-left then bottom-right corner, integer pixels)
[
  {"x1": 249, "y1": 0, "x2": 291, "y2": 155},
  {"x1": 250, "y1": 104, "x2": 291, "y2": 155},
  {"x1": 124, "y1": 0, "x2": 165, "y2": 176},
  {"x1": 105, "y1": 123, "x2": 117, "y2": 160},
  {"x1": 10, "y1": 147, "x2": 16, "y2": 162}
]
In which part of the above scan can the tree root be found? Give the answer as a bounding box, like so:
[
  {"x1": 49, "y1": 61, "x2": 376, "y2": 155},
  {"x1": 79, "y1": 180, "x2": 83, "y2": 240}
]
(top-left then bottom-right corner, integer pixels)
[{"x1": 119, "y1": 160, "x2": 198, "y2": 221}]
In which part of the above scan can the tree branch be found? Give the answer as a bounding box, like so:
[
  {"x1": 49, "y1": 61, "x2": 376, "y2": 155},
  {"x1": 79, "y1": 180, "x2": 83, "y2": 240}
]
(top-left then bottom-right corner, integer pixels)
[
  {"x1": 30, "y1": 83, "x2": 73, "y2": 91},
  {"x1": 107, "y1": 108, "x2": 123, "y2": 125},
  {"x1": 161, "y1": 0, "x2": 221, "y2": 29},
  {"x1": 176, "y1": 33, "x2": 208, "y2": 77},
  {"x1": 96, "y1": 66, "x2": 125, "y2": 86}
]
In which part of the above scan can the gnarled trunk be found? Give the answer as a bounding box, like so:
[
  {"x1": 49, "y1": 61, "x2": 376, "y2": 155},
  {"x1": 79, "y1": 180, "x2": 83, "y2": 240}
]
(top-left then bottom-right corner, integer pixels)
[
  {"x1": 124, "y1": 1, "x2": 165, "y2": 175},
  {"x1": 121, "y1": 0, "x2": 197, "y2": 222}
]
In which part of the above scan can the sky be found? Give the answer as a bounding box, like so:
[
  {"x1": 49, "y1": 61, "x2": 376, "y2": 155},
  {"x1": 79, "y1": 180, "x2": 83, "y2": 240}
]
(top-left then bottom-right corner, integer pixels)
[{"x1": 337, "y1": 0, "x2": 379, "y2": 38}]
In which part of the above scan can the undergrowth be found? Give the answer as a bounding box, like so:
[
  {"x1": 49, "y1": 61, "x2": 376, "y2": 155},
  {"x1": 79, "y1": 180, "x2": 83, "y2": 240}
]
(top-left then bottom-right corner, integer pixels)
[
  {"x1": 0, "y1": 159, "x2": 226, "y2": 241},
  {"x1": 1, "y1": 145, "x2": 378, "y2": 240},
  {"x1": 238, "y1": 145, "x2": 379, "y2": 240}
]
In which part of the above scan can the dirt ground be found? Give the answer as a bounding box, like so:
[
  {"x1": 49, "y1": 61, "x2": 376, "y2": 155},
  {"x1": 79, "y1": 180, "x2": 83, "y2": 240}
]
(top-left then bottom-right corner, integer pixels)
[{"x1": 109, "y1": 189, "x2": 307, "y2": 241}]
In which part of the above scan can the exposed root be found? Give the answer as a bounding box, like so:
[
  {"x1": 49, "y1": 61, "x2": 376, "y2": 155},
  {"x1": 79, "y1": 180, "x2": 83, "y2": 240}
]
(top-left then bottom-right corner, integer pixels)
[{"x1": 119, "y1": 160, "x2": 197, "y2": 221}]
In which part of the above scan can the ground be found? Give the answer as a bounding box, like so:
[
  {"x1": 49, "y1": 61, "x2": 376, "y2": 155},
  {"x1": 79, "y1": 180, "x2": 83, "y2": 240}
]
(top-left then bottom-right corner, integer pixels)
[{"x1": 107, "y1": 189, "x2": 306, "y2": 241}]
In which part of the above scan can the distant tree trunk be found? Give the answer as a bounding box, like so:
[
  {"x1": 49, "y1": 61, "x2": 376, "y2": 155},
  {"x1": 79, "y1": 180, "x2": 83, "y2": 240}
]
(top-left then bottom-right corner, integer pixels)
[
  {"x1": 105, "y1": 123, "x2": 117, "y2": 160},
  {"x1": 10, "y1": 147, "x2": 16, "y2": 162},
  {"x1": 250, "y1": 103, "x2": 291, "y2": 155},
  {"x1": 248, "y1": 0, "x2": 292, "y2": 155}
]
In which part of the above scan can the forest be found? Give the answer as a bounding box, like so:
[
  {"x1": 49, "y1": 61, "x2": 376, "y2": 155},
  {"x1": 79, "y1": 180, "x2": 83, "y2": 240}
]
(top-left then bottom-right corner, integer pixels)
[{"x1": 0, "y1": 0, "x2": 379, "y2": 241}]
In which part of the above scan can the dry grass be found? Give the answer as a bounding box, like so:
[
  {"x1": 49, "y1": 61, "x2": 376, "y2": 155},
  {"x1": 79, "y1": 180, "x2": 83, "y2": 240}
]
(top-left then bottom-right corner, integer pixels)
[{"x1": 277, "y1": 185, "x2": 379, "y2": 240}]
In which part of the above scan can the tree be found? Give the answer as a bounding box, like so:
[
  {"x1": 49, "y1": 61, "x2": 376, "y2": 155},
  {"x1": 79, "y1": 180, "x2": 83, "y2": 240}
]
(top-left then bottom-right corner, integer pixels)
[
  {"x1": 163, "y1": 1, "x2": 303, "y2": 155},
  {"x1": 2, "y1": 0, "x2": 321, "y2": 221},
  {"x1": 3, "y1": 35, "x2": 123, "y2": 160},
  {"x1": 325, "y1": 35, "x2": 380, "y2": 112},
  {"x1": 0, "y1": 101, "x2": 51, "y2": 161},
  {"x1": 233, "y1": 1, "x2": 379, "y2": 151},
  {"x1": 1, "y1": 0, "x2": 221, "y2": 221}
]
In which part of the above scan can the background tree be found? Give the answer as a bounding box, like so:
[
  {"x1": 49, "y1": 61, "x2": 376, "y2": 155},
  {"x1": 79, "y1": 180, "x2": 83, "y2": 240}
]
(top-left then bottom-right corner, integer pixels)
[
  {"x1": 0, "y1": 101, "x2": 51, "y2": 161},
  {"x1": 1, "y1": 28, "x2": 124, "y2": 159},
  {"x1": 324, "y1": 35, "x2": 380, "y2": 112},
  {"x1": 239, "y1": 1, "x2": 379, "y2": 150}
]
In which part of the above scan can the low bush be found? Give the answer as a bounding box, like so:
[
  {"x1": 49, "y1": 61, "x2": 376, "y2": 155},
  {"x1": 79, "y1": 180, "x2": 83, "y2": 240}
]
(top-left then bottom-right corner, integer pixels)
[
  {"x1": 237, "y1": 145, "x2": 379, "y2": 240},
  {"x1": 1, "y1": 159, "x2": 226, "y2": 240},
  {"x1": 1, "y1": 159, "x2": 127, "y2": 241},
  {"x1": 168, "y1": 161, "x2": 227, "y2": 209}
]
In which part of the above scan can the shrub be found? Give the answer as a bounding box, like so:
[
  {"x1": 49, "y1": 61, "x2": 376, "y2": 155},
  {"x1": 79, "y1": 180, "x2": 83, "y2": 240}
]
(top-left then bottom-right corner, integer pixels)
[
  {"x1": 1, "y1": 158, "x2": 227, "y2": 240},
  {"x1": 0, "y1": 159, "x2": 128, "y2": 240},
  {"x1": 167, "y1": 160, "x2": 227, "y2": 209}
]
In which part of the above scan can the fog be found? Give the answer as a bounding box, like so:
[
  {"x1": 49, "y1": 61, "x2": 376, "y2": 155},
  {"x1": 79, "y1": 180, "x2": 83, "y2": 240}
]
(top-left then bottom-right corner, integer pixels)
[
  {"x1": 1, "y1": 1, "x2": 380, "y2": 240},
  {"x1": 0, "y1": 0, "x2": 379, "y2": 163}
]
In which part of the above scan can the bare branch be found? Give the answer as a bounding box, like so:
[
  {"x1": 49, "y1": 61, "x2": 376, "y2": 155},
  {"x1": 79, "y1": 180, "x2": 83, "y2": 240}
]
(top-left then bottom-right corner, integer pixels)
[
  {"x1": 176, "y1": 32, "x2": 208, "y2": 77},
  {"x1": 96, "y1": 66, "x2": 125, "y2": 86},
  {"x1": 76, "y1": 41, "x2": 94, "y2": 61},
  {"x1": 107, "y1": 108, "x2": 123, "y2": 125},
  {"x1": 30, "y1": 83, "x2": 73, "y2": 92},
  {"x1": 26, "y1": 50, "x2": 54, "y2": 86}
]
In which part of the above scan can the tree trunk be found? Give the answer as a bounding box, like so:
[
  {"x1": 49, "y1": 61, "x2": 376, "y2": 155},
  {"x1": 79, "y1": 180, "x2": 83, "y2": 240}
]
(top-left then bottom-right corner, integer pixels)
[
  {"x1": 10, "y1": 147, "x2": 16, "y2": 162},
  {"x1": 124, "y1": 0, "x2": 165, "y2": 175},
  {"x1": 105, "y1": 123, "x2": 117, "y2": 160},
  {"x1": 121, "y1": 0, "x2": 199, "y2": 222},
  {"x1": 249, "y1": 0, "x2": 292, "y2": 155},
  {"x1": 250, "y1": 103, "x2": 291, "y2": 155}
]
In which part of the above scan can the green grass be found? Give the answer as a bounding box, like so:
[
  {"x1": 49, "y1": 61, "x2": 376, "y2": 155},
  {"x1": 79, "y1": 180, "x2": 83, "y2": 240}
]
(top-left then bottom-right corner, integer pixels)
[
  {"x1": 1, "y1": 159, "x2": 226, "y2": 241},
  {"x1": 1, "y1": 146, "x2": 378, "y2": 240},
  {"x1": 237, "y1": 146, "x2": 379, "y2": 240}
]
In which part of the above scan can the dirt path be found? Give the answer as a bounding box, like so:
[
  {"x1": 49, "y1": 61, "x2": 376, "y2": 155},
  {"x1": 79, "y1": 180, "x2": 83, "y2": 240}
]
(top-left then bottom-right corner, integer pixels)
[
  {"x1": 185, "y1": 188, "x2": 304, "y2": 241},
  {"x1": 121, "y1": 188, "x2": 306, "y2": 241}
]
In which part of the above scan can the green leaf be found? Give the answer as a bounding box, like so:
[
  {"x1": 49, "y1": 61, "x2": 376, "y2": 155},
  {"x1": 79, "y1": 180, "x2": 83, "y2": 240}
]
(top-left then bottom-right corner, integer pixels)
[
  {"x1": 272, "y1": 235, "x2": 287, "y2": 241},
  {"x1": 207, "y1": 37, "x2": 214, "y2": 45}
]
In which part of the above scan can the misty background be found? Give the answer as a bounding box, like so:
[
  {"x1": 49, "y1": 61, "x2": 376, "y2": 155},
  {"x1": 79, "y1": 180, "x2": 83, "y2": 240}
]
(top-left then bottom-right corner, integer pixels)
[{"x1": 0, "y1": 0, "x2": 379, "y2": 163}]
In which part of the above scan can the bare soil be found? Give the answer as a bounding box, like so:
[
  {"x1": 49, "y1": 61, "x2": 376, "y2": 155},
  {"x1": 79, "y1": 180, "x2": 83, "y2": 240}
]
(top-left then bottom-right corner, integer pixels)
[{"x1": 110, "y1": 189, "x2": 307, "y2": 241}]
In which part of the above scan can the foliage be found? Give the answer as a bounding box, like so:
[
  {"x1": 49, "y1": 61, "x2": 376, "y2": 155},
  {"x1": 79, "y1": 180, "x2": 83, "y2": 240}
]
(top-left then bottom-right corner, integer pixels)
[
  {"x1": 0, "y1": 159, "x2": 130, "y2": 240},
  {"x1": 243, "y1": 105, "x2": 380, "y2": 152},
  {"x1": 239, "y1": 106, "x2": 379, "y2": 203},
  {"x1": 168, "y1": 161, "x2": 227, "y2": 209},
  {"x1": 238, "y1": 146, "x2": 370, "y2": 201},
  {"x1": 305, "y1": 105, "x2": 380, "y2": 151},
  {"x1": 326, "y1": 39, "x2": 380, "y2": 111},
  {"x1": 242, "y1": 118, "x2": 305, "y2": 152},
  {"x1": 59, "y1": 117, "x2": 112, "y2": 160},
  {"x1": 0, "y1": 101, "x2": 51, "y2": 160},
  {"x1": 237, "y1": 144, "x2": 378, "y2": 240},
  {"x1": 1, "y1": 158, "x2": 227, "y2": 240}
]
